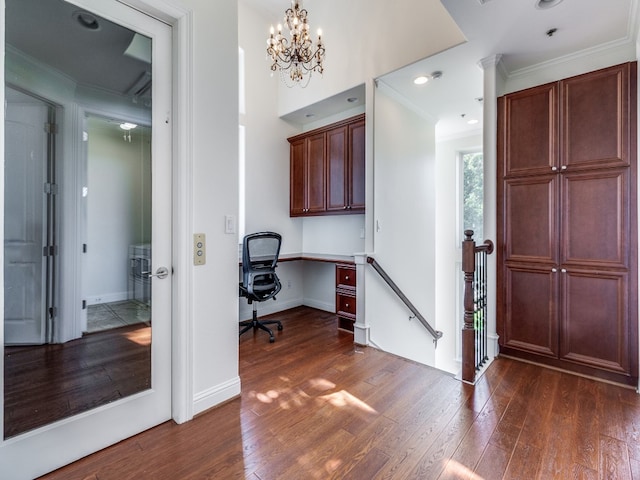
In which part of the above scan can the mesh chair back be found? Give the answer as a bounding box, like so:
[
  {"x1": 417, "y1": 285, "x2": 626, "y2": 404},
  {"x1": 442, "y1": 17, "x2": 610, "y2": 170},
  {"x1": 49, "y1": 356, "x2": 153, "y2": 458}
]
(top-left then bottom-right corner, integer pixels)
[
  {"x1": 242, "y1": 232, "x2": 282, "y2": 300},
  {"x1": 244, "y1": 232, "x2": 281, "y2": 269}
]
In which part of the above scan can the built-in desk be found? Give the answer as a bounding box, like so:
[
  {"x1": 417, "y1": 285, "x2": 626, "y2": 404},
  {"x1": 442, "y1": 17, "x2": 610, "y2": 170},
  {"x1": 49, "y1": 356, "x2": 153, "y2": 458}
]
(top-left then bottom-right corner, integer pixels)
[
  {"x1": 278, "y1": 252, "x2": 355, "y2": 265},
  {"x1": 280, "y1": 254, "x2": 356, "y2": 332}
]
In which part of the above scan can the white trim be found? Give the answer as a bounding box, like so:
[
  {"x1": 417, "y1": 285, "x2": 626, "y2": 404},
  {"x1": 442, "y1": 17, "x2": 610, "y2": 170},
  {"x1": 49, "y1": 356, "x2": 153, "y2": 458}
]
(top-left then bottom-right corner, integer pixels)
[
  {"x1": 86, "y1": 293, "x2": 128, "y2": 305},
  {"x1": 193, "y1": 377, "x2": 241, "y2": 416},
  {"x1": 119, "y1": 0, "x2": 195, "y2": 425}
]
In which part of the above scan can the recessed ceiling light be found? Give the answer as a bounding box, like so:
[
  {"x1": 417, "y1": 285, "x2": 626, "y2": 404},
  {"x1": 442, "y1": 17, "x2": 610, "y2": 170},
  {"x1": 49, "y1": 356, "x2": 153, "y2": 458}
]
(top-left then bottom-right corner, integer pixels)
[
  {"x1": 414, "y1": 76, "x2": 429, "y2": 85},
  {"x1": 467, "y1": 119, "x2": 479, "y2": 125},
  {"x1": 120, "y1": 122, "x2": 137, "y2": 130},
  {"x1": 535, "y1": 0, "x2": 564, "y2": 9}
]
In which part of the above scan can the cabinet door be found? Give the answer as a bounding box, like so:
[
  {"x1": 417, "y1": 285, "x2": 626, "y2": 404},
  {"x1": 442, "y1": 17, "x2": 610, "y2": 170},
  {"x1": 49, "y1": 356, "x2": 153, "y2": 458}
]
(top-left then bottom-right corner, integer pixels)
[
  {"x1": 306, "y1": 132, "x2": 326, "y2": 214},
  {"x1": 562, "y1": 63, "x2": 631, "y2": 170},
  {"x1": 349, "y1": 119, "x2": 366, "y2": 211},
  {"x1": 502, "y1": 263, "x2": 558, "y2": 357},
  {"x1": 503, "y1": 175, "x2": 559, "y2": 264},
  {"x1": 561, "y1": 169, "x2": 628, "y2": 269},
  {"x1": 500, "y1": 82, "x2": 558, "y2": 177},
  {"x1": 326, "y1": 126, "x2": 348, "y2": 212},
  {"x1": 560, "y1": 268, "x2": 630, "y2": 374},
  {"x1": 289, "y1": 138, "x2": 306, "y2": 216}
]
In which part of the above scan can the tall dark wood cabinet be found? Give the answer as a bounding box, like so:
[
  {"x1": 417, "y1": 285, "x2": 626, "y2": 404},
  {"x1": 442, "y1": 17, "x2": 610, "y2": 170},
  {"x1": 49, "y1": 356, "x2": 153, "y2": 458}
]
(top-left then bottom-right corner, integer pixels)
[
  {"x1": 497, "y1": 62, "x2": 638, "y2": 385},
  {"x1": 289, "y1": 114, "x2": 365, "y2": 217}
]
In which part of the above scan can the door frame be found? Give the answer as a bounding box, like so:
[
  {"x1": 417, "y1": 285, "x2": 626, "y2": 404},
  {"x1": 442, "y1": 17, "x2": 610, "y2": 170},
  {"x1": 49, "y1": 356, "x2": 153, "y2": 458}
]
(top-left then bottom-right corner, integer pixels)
[
  {"x1": 114, "y1": 0, "x2": 195, "y2": 424},
  {"x1": 108, "y1": 0, "x2": 195, "y2": 425}
]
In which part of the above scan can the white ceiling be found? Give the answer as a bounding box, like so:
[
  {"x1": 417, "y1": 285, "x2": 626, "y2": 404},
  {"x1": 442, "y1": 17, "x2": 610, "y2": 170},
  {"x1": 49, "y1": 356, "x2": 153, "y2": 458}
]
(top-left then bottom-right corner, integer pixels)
[
  {"x1": 6, "y1": 0, "x2": 150, "y2": 100},
  {"x1": 246, "y1": 0, "x2": 639, "y2": 137}
]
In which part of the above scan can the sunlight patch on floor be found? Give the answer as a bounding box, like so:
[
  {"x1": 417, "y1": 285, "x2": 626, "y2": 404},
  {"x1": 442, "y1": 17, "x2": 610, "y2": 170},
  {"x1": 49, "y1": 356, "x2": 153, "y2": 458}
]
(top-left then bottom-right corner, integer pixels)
[
  {"x1": 443, "y1": 459, "x2": 485, "y2": 479},
  {"x1": 250, "y1": 377, "x2": 377, "y2": 415},
  {"x1": 319, "y1": 389, "x2": 378, "y2": 414},
  {"x1": 124, "y1": 326, "x2": 151, "y2": 346}
]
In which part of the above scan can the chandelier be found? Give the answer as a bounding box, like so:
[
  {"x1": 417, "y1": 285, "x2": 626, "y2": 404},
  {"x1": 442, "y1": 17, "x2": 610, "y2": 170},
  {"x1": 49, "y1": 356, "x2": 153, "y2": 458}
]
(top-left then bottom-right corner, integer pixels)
[{"x1": 266, "y1": 1, "x2": 325, "y2": 87}]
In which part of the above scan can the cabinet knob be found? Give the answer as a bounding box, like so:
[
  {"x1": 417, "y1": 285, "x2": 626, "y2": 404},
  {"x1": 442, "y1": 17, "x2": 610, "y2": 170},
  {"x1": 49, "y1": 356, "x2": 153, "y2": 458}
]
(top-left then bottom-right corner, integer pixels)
[
  {"x1": 561, "y1": 268, "x2": 567, "y2": 273},
  {"x1": 551, "y1": 166, "x2": 557, "y2": 171},
  {"x1": 345, "y1": 275, "x2": 349, "y2": 280},
  {"x1": 343, "y1": 206, "x2": 348, "y2": 210},
  {"x1": 561, "y1": 165, "x2": 567, "y2": 170},
  {"x1": 551, "y1": 268, "x2": 557, "y2": 273},
  {"x1": 345, "y1": 303, "x2": 349, "y2": 308}
]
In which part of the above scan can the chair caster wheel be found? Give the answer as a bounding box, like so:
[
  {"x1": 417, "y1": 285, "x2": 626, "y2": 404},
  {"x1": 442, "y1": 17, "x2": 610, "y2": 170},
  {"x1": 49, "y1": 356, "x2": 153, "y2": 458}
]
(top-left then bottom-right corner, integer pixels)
[
  {"x1": 277, "y1": 324, "x2": 283, "y2": 331},
  {"x1": 269, "y1": 337, "x2": 275, "y2": 343}
]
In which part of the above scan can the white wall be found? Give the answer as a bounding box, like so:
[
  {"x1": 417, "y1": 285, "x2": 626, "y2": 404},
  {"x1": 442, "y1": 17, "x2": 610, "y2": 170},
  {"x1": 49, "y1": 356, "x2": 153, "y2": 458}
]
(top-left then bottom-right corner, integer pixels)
[
  {"x1": 367, "y1": 84, "x2": 438, "y2": 366},
  {"x1": 275, "y1": 0, "x2": 466, "y2": 117},
  {"x1": 180, "y1": 0, "x2": 241, "y2": 413},
  {"x1": 435, "y1": 132, "x2": 482, "y2": 374},
  {"x1": 86, "y1": 117, "x2": 151, "y2": 304},
  {"x1": 238, "y1": 0, "x2": 302, "y2": 253}
]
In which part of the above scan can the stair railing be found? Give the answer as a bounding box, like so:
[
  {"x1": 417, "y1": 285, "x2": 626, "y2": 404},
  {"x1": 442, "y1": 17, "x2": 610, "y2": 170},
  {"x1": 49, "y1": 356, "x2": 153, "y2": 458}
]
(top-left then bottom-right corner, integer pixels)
[
  {"x1": 461, "y1": 230, "x2": 494, "y2": 384},
  {"x1": 366, "y1": 257, "x2": 443, "y2": 346}
]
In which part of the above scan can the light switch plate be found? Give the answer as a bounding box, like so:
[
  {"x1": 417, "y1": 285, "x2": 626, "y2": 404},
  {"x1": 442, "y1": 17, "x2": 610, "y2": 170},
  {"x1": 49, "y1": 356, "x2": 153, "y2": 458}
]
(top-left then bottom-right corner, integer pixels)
[{"x1": 193, "y1": 233, "x2": 206, "y2": 265}]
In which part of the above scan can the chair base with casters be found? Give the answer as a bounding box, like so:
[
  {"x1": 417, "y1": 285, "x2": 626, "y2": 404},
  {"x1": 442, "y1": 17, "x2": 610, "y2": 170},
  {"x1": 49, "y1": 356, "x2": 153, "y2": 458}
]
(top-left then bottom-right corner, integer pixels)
[{"x1": 239, "y1": 300, "x2": 283, "y2": 343}]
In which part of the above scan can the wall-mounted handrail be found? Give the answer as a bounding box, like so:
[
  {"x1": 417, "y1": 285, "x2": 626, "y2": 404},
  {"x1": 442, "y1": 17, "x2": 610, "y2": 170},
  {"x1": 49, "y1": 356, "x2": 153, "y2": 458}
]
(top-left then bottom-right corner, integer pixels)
[
  {"x1": 366, "y1": 256, "x2": 443, "y2": 346},
  {"x1": 462, "y1": 230, "x2": 494, "y2": 384}
]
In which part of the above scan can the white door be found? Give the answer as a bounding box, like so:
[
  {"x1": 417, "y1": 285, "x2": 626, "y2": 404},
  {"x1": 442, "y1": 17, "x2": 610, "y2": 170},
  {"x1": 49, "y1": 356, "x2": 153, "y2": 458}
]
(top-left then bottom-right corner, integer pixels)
[
  {"x1": 4, "y1": 92, "x2": 50, "y2": 345},
  {"x1": 0, "y1": 1, "x2": 173, "y2": 478}
]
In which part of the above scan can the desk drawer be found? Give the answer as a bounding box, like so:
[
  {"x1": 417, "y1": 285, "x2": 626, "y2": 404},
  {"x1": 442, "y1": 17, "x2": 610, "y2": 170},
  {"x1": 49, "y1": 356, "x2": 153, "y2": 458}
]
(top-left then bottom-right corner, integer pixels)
[
  {"x1": 336, "y1": 264, "x2": 356, "y2": 290},
  {"x1": 336, "y1": 291, "x2": 356, "y2": 318}
]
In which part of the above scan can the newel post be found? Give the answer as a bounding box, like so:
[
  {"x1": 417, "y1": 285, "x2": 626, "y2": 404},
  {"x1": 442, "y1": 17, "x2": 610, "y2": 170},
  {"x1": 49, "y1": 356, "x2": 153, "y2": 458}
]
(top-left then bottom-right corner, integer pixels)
[{"x1": 462, "y1": 230, "x2": 476, "y2": 383}]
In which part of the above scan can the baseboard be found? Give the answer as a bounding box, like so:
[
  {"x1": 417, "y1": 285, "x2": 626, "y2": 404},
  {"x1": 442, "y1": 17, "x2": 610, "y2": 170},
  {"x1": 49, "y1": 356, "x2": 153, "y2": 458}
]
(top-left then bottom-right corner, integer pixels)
[
  {"x1": 193, "y1": 376, "x2": 241, "y2": 416},
  {"x1": 238, "y1": 299, "x2": 303, "y2": 321},
  {"x1": 302, "y1": 298, "x2": 334, "y2": 313},
  {"x1": 86, "y1": 292, "x2": 129, "y2": 305}
]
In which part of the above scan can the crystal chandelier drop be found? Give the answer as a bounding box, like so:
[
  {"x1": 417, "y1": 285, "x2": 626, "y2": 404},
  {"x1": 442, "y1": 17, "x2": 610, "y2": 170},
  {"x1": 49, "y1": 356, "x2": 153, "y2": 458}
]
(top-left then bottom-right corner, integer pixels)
[{"x1": 266, "y1": 1, "x2": 325, "y2": 88}]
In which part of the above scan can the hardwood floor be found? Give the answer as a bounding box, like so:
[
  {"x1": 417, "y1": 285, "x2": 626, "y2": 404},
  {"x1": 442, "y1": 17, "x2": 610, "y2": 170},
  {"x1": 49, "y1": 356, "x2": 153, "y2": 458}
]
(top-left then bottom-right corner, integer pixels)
[
  {"x1": 5, "y1": 323, "x2": 150, "y2": 438},
  {"x1": 39, "y1": 306, "x2": 640, "y2": 479}
]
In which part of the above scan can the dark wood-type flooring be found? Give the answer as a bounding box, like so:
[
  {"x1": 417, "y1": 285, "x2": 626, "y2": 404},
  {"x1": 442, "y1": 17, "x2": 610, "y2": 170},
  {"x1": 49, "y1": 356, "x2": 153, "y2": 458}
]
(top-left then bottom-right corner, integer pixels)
[
  {"x1": 5, "y1": 323, "x2": 150, "y2": 438},
  {"x1": 39, "y1": 306, "x2": 640, "y2": 479}
]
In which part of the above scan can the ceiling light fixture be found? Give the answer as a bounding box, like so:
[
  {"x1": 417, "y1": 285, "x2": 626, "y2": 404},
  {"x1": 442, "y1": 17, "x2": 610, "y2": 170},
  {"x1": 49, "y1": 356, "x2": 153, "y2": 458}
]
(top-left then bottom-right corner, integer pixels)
[
  {"x1": 414, "y1": 71, "x2": 443, "y2": 86},
  {"x1": 535, "y1": 0, "x2": 564, "y2": 9},
  {"x1": 267, "y1": 1, "x2": 325, "y2": 88},
  {"x1": 73, "y1": 11, "x2": 100, "y2": 30}
]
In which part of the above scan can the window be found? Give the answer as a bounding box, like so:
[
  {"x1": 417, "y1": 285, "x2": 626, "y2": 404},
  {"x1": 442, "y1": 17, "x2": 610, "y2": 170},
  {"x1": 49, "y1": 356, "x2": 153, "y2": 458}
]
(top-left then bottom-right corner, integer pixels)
[{"x1": 462, "y1": 150, "x2": 484, "y2": 242}]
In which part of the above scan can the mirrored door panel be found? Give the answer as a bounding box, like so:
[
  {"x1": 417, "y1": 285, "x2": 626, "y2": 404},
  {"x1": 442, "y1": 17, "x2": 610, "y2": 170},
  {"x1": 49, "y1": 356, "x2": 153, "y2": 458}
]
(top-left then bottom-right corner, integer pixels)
[{"x1": 2, "y1": 1, "x2": 172, "y2": 475}]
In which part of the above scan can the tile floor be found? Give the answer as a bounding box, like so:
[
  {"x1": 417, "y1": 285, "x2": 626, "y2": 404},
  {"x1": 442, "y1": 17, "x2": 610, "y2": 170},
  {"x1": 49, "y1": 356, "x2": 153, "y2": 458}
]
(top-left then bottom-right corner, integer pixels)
[{"x1": 86, "y1": 300, "x2": 150, "y2": 333}]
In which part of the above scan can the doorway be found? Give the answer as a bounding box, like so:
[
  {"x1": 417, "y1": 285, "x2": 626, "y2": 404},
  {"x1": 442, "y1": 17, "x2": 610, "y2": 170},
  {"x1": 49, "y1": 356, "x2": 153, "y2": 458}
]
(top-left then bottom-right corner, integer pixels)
[{"x1": 4, "y1": 88, "x2": 56, "y2": 345}]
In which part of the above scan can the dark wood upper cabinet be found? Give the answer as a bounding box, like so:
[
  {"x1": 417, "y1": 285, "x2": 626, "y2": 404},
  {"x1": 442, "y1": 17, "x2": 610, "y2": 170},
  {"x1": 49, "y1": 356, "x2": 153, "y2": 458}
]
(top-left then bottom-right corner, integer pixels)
[
  {"x1": 497, "y1": 62, "x2": 638, "y2": 386},
  {"x1": 500, "y1": 82, "x2": 558, "y2": 177},
  {"x1": 326, "y1": 125, "x2": 348, "y2": 212},
  {"x1": 562, "y1": 63, "x2": 631, "y2": 170},
  {"x1": 289, "y1": 114, "x2": 365, "y2": 217}
]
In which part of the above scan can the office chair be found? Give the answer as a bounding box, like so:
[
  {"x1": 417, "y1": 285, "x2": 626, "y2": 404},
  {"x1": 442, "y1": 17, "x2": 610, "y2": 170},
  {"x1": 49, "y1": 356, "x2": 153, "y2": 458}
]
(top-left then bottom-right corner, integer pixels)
[{"x1": 239, "y1": 232, "x2": 284, "y2": 343}]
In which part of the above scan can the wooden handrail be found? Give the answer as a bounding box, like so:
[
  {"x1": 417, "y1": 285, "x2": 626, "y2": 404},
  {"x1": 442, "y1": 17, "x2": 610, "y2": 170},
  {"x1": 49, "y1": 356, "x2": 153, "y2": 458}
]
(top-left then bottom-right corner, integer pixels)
[{"x1": 366, "y1": 256, "x2": 443, "y2": 345}]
